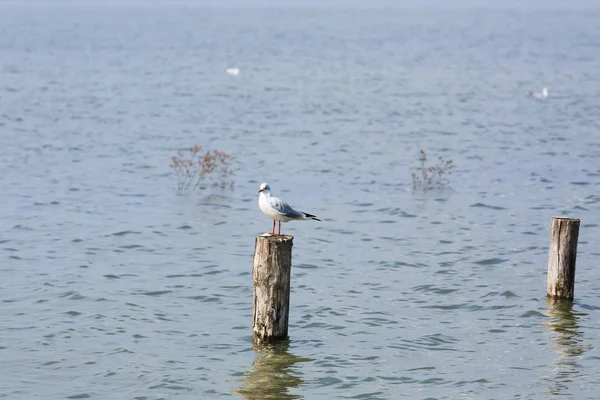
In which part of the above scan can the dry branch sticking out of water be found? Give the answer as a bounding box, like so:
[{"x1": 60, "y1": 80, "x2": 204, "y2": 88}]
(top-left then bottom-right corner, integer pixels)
[
  {"x1": 411, "y1": 149, "x2": 454, "y2": 193},
  {"x1": 169, "y1": 145, "x2": 234, "y2": 192}
]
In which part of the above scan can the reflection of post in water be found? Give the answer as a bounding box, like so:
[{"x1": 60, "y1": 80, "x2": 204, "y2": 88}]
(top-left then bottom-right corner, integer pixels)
[
  {"x1": 542, "y1": 298, "x2": 586, "y2": 397},
  {"x1": 233, "y1": 340, "x2": 313, "y2": 400}
]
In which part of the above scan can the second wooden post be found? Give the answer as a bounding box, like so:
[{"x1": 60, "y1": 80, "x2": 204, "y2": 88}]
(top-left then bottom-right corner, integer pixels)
[
  {"x1": 252, "y1": 234, "x2": 293, "y2": 344},
  {"x1": 547, "y1": 217, "x2": 580, "y2": 300}
]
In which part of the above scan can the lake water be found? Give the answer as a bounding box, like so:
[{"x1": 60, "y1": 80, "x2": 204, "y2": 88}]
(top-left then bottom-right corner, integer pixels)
[{"x1": 2, "y1": 1, "x2": 600, "y2": 399}]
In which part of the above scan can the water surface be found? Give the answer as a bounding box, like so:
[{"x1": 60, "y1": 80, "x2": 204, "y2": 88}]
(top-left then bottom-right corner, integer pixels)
[{"x1": 1, "y1": 1, "x2": 600, "y2": 399}]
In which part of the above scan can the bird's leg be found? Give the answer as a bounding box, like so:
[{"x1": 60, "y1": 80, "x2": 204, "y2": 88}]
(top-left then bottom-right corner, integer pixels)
[
  {"x1": 278, "y1": 221, "x2": 281, "y2": 236},
  {"x1": 271, "y1": 220, "x2": 276, "y2": 235}
]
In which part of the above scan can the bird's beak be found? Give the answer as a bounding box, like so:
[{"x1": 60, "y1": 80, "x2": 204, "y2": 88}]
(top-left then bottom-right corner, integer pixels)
[{"x1": 258, "y1": 189, "x2": 263, "y2": 193}]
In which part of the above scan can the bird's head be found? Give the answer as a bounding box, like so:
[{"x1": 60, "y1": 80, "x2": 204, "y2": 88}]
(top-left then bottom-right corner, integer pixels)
[{"x1": 258, "y1": 183, "x2": 271, "y2": 193}]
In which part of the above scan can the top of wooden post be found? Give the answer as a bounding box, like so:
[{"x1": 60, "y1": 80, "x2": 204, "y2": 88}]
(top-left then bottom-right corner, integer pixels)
[
  {"x1": 258, "y1": 234, "x2": 294, "y2": 242},
  {"x1": 551, "y1": 216, "x2": 580, "y2": 222}
]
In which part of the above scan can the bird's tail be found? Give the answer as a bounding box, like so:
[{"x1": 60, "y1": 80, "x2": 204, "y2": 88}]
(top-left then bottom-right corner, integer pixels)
[{"x1": 302, "y1": 212, "x2": 321, "y2": 221}]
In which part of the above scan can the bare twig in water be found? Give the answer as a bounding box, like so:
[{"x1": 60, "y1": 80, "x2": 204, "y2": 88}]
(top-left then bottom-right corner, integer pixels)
[
  {"x1": 411, "y1": 149, "x2": 454, "y2": 192},
  {"x1": 169, "y1": 145, "x2": 235, "y2": 192}
]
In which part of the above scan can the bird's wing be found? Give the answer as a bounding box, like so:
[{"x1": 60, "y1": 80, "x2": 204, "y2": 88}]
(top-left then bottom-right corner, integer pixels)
[{"x1": 269, "y1": 196, "x2": 304, "y2": 219}]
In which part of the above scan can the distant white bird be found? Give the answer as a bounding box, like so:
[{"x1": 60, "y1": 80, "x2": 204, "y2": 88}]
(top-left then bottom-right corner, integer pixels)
[
  {"x1": 226, "y1": 67, "x2": 240, "y2": 76},
  {"x1": 530, "y1": 87, "x2": 548, "y2": 99},
  {"x1": 258, "y1": 183, "x2": 320, "y2": 236}
]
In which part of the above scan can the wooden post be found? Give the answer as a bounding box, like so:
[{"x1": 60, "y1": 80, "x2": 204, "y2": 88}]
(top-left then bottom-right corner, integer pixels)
[
  {"x1": 252, "y1": 234, "x2": 293, "y2": 344},
  {"x1": 547, "y1": 217, "x2": 580, "y2": 300}
]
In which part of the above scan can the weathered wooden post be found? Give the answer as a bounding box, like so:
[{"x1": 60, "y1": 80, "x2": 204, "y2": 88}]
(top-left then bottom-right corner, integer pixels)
[
  {"x1": 252, "y1": 234, "x2": 293, "y2": 344},
  {"x1": 547, "y1": 217, "x2": 580, "y2": 300}
]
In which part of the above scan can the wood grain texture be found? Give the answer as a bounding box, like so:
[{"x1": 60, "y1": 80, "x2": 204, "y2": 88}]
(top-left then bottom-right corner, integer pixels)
[
  {"x1": 547, "y1": 217, "x2": 580, "y2": 300},
  {"x1": 252, "y1": 234, "x2": 293, "y2": 344}
]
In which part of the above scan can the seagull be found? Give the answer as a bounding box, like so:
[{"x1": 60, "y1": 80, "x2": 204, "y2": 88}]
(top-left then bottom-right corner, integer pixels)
[
  {"x1": 530, "y1": 87, "x2": 548, "y2": 99},
  {"x1": 258, "y1": 183, "x2": 320, "y2": 236},
  {"x1": 226, "y1": 67, "x2": 240, "y2": 76}
]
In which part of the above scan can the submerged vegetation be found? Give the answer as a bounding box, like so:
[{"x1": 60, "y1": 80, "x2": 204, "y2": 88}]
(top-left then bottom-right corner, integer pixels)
[
  {"x1": 169, "y1": 145, "x2": 234, "y2": 192},
  {"x1": 411, "y1": 149, "x2": 454, "y2": 193}
]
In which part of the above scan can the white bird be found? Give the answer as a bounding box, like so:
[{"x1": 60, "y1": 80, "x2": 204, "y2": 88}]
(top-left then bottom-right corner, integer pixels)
[
  {"x1": 258, "y1": 183, "x2": 320, "y2": 236},
  {"x1": 226, "y1": 67, "x2": 240, "y2": 76},
  {"x1": 530, "y1": 87, "x2": 548, "y2": 99}
]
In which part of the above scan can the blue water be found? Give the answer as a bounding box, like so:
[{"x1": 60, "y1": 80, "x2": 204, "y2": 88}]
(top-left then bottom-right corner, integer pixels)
[{"x1": 2, "y1": 1, "x2": 600, "y2": 399}]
